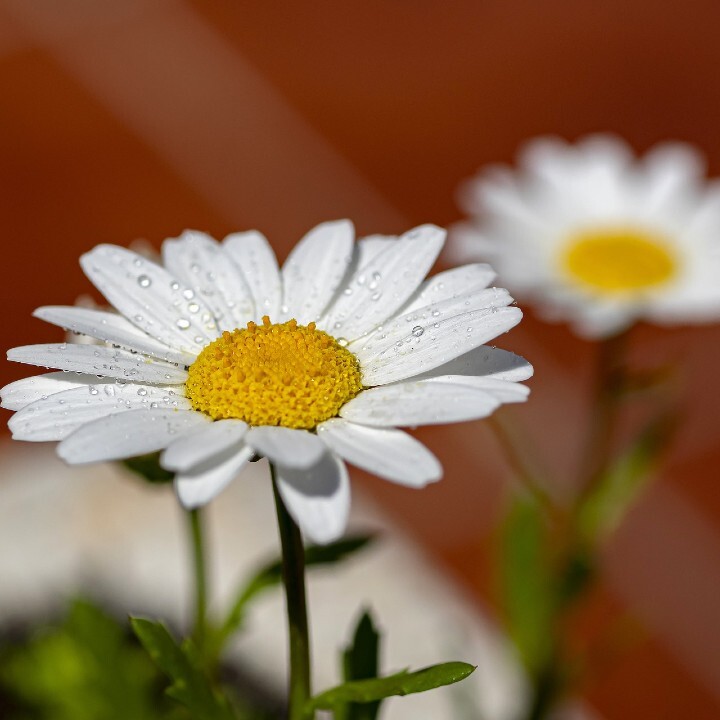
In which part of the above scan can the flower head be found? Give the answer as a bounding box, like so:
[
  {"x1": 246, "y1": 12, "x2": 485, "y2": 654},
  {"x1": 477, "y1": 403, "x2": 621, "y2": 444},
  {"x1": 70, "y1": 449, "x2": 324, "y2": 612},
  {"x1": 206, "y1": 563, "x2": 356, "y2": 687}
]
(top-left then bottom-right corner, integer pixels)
[
  {"x1": 450, "y1": 135, "x2": 720, "y2": 338},
  {"x1": 2, "y1": 221, "x2": 531, "y2": 543}
]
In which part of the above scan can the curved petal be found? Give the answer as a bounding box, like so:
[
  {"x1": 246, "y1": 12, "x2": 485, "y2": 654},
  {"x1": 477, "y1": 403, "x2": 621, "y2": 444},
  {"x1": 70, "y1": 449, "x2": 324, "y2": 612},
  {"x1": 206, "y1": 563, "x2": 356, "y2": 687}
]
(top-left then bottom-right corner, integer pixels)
[
  {"x1": 7, "y1": 344, "x2": 188, "y2": 385},
  {"x1": 1, "y1": 372, "x2": 101, "y2": 411},
  {"x1": 223, "y1": 230, "x2": 283, "y2": 322},
  {"x1": 276, "y1": 452, "x2": 350, "y2": 545},
  {"x1": 162, "y1": 419, "x2": 249, "y2": 472},
  {"x1": 9, "y1": 383, "x2": 189, "y2": 441},
  {"x1": 245, "y1": 426, "x2": 326, "y2": 469},
  {"x1": 281, "y1": 220, "x2": 355, "y2": 324},
  {"x1": 357, "y1": 301, "x2": 522, "y2": 386},
  {"x1": 422, "y1": 375, "x2": 530, "y2": 403},
  {"x1": 340, "y1": 381, "x2": 502, "y2": 427},
  {"x1": 320, "y1": 224, "x2": 446, "y2": 341},
  {"x1": 317, "y1": 419, "x2": 442, "y2": 487},
  {"x1": 34, "y1": 306, "x2": 195, "y2": 365},
  {"x1": 57, "y1": 408, "x2": 210, "y2": 464},
  {"x1": 162, "y1": 231, "x2": 255, "y2": 331},
  {"x1": 80, "y1": 244, "x2": 218, "y2": 354},
  {"x1": 400, "y1": 263, "x2": 497, "y2": 316},
  {"x1": 405, "y1": 346, "x2": 533, "y2": 383},
  {"x1": 175, "y1": 445, "x2": 254, "y2": 508}
]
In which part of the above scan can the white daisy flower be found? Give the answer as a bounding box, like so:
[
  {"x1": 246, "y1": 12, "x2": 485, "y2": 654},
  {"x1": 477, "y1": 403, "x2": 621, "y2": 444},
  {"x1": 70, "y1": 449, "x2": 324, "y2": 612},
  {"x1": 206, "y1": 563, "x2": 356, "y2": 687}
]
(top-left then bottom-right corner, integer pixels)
[
  {"x1": 450, "y1": 135, "x2": 720, "y2": 338},
  {"x1": 2, "y1": 222, "x2": 531, "y2": 544}
]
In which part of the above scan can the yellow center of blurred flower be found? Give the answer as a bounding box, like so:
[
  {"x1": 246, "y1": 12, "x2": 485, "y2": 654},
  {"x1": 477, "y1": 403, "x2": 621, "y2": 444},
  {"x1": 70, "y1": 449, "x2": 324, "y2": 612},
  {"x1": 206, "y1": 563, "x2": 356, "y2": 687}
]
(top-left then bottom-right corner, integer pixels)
[
  {"x1": 185, "y1": 316, "x2": 363, "y2": 429},
  {"x1": 562, "y1": 228, "x2": 677, "y2": 294}
]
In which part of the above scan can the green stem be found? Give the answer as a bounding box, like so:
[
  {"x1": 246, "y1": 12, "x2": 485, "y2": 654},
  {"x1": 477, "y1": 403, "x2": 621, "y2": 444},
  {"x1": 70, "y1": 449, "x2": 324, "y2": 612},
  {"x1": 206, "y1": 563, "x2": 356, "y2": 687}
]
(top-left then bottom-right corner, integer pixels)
[
  {"x1": 575, "y1": 330, "x2": 629, "y2": 503},
  {"x1": 489, "y1": 412, "x2": 560, "y2": 519},
  {"x1": 271, "y1": 464, "x2": 312, "y2": 720},
  {"x1": 188, "y1": 507, "x2": 208, "y2": 660}
]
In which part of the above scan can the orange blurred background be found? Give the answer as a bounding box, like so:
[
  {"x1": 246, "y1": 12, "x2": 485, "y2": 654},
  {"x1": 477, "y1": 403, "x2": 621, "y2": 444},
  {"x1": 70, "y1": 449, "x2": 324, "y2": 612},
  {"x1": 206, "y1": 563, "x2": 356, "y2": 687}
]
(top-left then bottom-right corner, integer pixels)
[{"x1": 1, "y1": 1, "x2": 720, "y2": 717}]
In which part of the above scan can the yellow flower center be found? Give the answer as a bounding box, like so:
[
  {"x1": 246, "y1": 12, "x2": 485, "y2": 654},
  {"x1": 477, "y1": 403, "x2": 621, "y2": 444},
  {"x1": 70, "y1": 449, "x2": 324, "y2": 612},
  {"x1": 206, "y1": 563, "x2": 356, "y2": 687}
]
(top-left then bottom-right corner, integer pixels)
[
  {"x1": 185, "y1": 316, "x2": 363, "y2": 430},
  {"x1": 561, "y1": 228, "x2": 677, "y2": 295}
]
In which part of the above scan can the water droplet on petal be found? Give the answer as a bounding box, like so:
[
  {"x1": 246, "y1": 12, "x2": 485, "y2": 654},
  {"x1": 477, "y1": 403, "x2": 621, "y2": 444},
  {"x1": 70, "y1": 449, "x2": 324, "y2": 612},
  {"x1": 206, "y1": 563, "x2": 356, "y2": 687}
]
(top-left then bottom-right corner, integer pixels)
[
  {"x1": 176, "y1": 318, "x2": 191, "y2": 330},
  {"x1": 412, "y1": 325, "x2": 424, "y2": 337},
  {"x1": 137, "y1": 275, "x2": 152, "y2": 288}
]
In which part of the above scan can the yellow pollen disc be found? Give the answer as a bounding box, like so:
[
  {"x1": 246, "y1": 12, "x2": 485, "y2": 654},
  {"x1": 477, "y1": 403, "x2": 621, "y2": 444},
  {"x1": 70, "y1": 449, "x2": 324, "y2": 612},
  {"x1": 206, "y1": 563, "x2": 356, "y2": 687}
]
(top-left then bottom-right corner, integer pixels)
[
  {"x1": 561, "y1": 228, "x2": 677, "y2": 295},
  {"x1": 185, "y1": 316, "x2": 363, "y2": 430}
]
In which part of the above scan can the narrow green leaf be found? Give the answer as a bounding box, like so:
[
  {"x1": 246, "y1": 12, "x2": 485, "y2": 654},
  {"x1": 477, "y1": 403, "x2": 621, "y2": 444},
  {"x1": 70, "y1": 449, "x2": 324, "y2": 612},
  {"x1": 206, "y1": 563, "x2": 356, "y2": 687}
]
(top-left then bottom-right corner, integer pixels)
[
  {"x1": 130, "y1": 617, "x2": 234, "y2": 720},
  {"x1": 338, "y1": 610, "x2": 382, "y2": 720},
  {"x1": 307, "y1": 662, "x2": 475, "y2": 711},
  {"x1": 122, "y1": 452, "x2": 174, "y2": 485},
  {"x1": 499, "y1": 496, "x2": 554, "y2": 675},
  {"x1": 215, "y1": 535, "x2": 374, "y2": 652},
  {"x1": 578, "y1": 412, "x2": 676, "y2": 541}
]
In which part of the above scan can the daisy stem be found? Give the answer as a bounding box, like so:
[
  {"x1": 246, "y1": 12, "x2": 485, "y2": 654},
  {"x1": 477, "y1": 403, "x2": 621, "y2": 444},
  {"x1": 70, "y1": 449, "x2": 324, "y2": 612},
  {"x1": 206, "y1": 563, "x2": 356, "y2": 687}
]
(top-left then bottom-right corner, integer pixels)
[
  {"x1": 271, "y1": 463, "x2": 312, "y2": 720},
  {"x1": 575, "y1": 329, "x2": 630, "y2": 502},
  {"x1": 188, "y1": 507, "x2": 208, "y2": 661}
]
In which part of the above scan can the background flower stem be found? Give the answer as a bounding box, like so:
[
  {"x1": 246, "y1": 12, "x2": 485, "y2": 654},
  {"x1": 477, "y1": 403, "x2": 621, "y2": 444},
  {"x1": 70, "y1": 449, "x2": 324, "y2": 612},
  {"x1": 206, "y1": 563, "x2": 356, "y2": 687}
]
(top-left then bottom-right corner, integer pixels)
[
  {"x1": 271, "y1": 463, "x2": 312, "y2": 720},
  {"x1": 188, "y1": 507, "x2": 209, "y2": 662},
  {"x1": 575, "y1": 330, "x2": 630, "y2": 502}
]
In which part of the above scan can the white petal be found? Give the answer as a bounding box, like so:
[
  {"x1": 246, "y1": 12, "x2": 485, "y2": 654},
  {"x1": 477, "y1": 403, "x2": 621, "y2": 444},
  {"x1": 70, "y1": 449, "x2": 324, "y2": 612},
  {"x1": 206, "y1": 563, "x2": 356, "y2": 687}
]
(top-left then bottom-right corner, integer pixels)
[
  {"x1": 320, "y1": 224, "x2": 446, "y2": 341},
  {"x1": 638, "y1": 142, "x2": 705, "y2": 213},
  {"x1": 401, "y1": 264, "x2": 497, "y2": 315},
  {"x1": 276, "y1": 453, "x2": 350, "y2": 544},
  {"x1": 80, "y1": 244, "x2": 217, "y2": 354},
  {"x1": 223, "y1": 230, "x2": 283, "y2": 322},
  {"x1": 245, "y1": 426, "x2": 326, "y2": 469},
  {"x1": 57, "y1": 408, "x2": 210, "y2": 464},
  {"x1": 7, "y1": 344, "x2": 188, "y2": 385},
  {"x1": 407, "y1": 346, "x2": 533, "y2": 383},
  {"x1": 281, "y1": 220, "x2": 355, "y2": 324},
  {"x1": 317, "y1": 419, "x2": 442, "y2": 487},
  {"x1": 355, "y1": 234, "x2": 397, "y2": 267},
  {"x1": 33, "y1": 306, "x2": 195, "y2": 365},
  {"x1": 340, "y1": 381, "x2": 502, "y2": 427},
  {"x1": 175, "y1": 445, "x2": 254, "y2": 508},
  {"x1": 422, "y1": 375, "x2": 530, "y2": 403},
  {"x1": 356, "y1": 294, "x2": 522, "y2": 386},
  {"x1": 162, "y1": 231, "x2": 255, "y2": 331},
  {"x1": 1, "y1": 372, "x2": 100, "y2": 411},
  {"x1": 9, "y1": 383, "x2": 189, "y2": 441},
  {"x1": 162, "y1": 419, "x2": 249, "y2": 472}
]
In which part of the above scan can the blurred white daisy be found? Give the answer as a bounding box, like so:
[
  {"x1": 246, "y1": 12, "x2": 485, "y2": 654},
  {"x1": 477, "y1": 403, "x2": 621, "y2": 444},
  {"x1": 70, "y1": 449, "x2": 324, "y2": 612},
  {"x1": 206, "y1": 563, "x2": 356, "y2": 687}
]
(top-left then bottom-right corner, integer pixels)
[
  {"x1": 450, "y1": 135, "x2": 720, "y2": 338},
  {"x1": 2, "y1": 222, "x2": 531, "y2": 543}
]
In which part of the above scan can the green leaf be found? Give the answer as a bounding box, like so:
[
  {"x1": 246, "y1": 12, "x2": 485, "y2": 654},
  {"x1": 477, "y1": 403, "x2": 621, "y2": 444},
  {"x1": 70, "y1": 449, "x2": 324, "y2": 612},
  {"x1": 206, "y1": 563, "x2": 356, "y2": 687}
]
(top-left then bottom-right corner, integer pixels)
[
  {"x1": 122, "y1": 452, "x2": 174, "y2": 485},
  {"x1": 337, "y1": 610, "x2": 382, "y2": 720},
  {"x1": 577, "y1": 412, "x2": 676, "y2": 541},
  {"x1": 499, "y1": 496, "x2": 555, "y2": 675},
  {"x1": 0, "y1": 598, "x2": 168, "y2": 720},
  {"x1": 307, "y1": 662, "x2": 475, "y2": 712},
  {"x1": 130, "y1": 617, "x2": 234, "y2": 720},
  {"x1": 215, "y1": 535, "x2": 374, "y2": 652}
]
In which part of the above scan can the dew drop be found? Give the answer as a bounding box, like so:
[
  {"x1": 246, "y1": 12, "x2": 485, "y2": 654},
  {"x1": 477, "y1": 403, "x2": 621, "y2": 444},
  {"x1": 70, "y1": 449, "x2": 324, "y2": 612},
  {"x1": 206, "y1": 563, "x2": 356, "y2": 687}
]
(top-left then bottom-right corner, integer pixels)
[
  {"x1": 183, "y1": 289, "x2": 195, "y2": 300},
  {"x1": 137, "y1": 275, "x2": 152, "y2": 288},
  {"x1": 176, "y1": 318, "x2": 191, "y2": 330},
  {"x1": 412, "y1": 325, "x2": 424, "y2": 337},
  {"x1": 371, "y1": 292, "x2": 382, "y2": 301},
  {"x1": 336, "y1": 337, "x2": 349, "y2": 347},
  {"x1": 188, "y1": 302, "x2": 200, "y2": 314},
  {"x1": 89, "y1": 386, "x2": 99, "y2": 395},
  {"x1": 343, "y1": 288, "x2": 353, "y2": 296},
  {"x1": 137, "y1": 388, "x2": 148, "y2": 396},
  {"x1": 170, "y1": 281, "x2": 180, "y2": 291}
]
